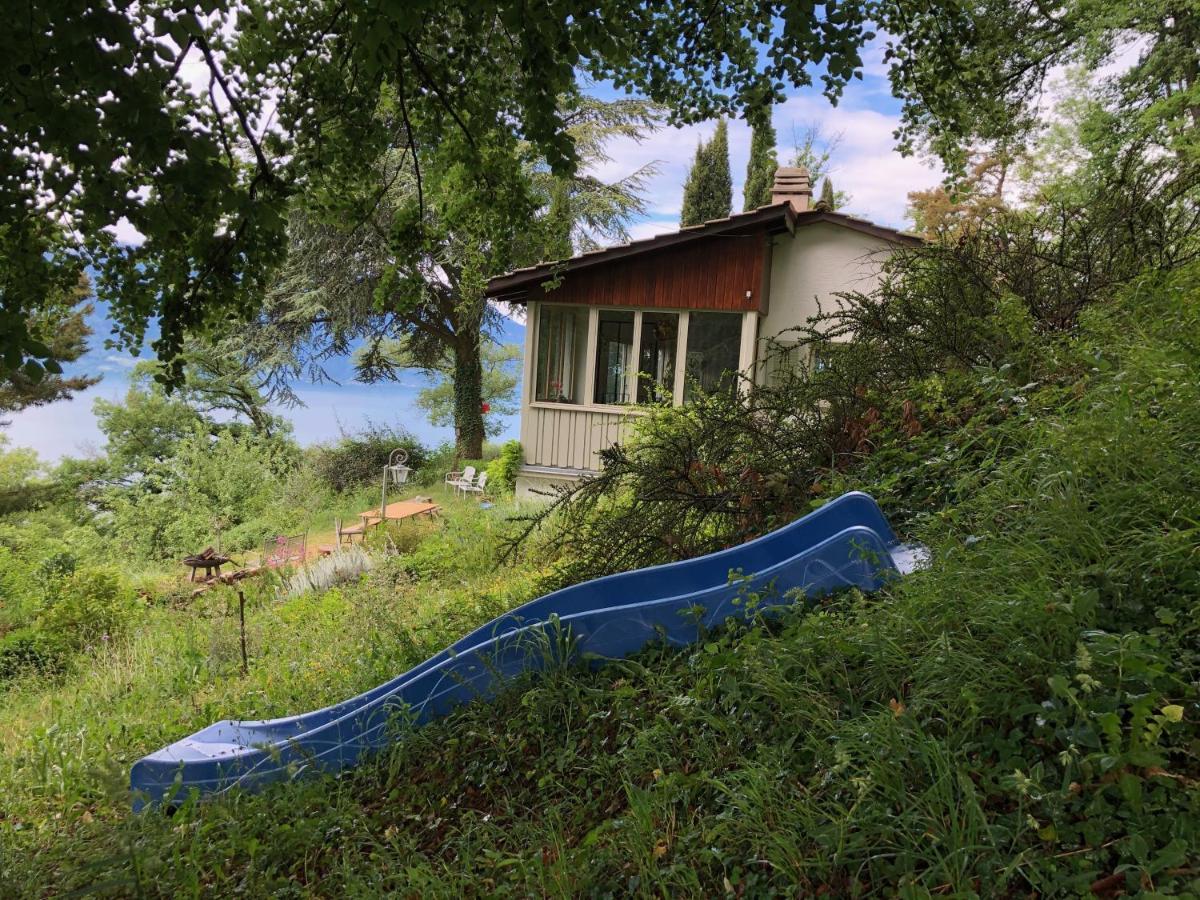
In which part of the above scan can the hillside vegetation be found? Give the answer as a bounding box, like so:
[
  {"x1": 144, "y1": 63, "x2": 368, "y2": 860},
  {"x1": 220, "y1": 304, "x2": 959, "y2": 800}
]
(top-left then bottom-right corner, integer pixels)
[{"x1": 1, "y1": 253, "x2": 1198, "y2": 894}]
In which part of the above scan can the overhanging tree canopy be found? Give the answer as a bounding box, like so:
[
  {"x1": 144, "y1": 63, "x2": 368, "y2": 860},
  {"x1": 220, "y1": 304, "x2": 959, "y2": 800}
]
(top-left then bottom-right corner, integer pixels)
[
  {"x1": 6, "y1": 0, "x2": 1196, "y2": 385},
  {"x1": 2, "y1": 1, "x2": 876, "y2": 383},
  {"x1": 231, "y1": 94, "x2": 655, "y2": 457}
]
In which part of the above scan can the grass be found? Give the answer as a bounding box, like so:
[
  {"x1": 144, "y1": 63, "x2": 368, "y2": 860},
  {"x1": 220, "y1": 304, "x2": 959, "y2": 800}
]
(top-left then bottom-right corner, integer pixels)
[
  {"x1": 0, "y1": 487, "x2": 537, "y2": 886},
  {"x1": 1, "y1": 273, "x2": 1199, "y2": 895}
]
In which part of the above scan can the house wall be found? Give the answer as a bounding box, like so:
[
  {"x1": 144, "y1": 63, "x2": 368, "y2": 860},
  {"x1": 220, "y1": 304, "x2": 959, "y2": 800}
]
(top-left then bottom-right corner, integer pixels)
[
  {"x1": 520, "y1": 403, "x2": 638, "y2": 470},
  {"x1": 758, "y1": 222, "x2": 891, "y2": 354},
  {"x1": 513, "y1": 222, "x2": 899, "y2": 494}
]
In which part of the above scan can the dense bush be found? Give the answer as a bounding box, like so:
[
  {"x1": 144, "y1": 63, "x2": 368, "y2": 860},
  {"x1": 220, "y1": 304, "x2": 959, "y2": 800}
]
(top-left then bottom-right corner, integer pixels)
[
  {"x1": 516, "y1": 157, "x2": 1200, "y2": 584},
  {"x1": 38, "y1": 565, "x2": 138, "y2": 648},
  {"x1": 417, "y1": 440, "x2": 505, "y2": 488},
  {"x1": 309, "y1": 423, "x2": 429, "y2": 493},
  {"x1": 103, "y1": 425, "x2": 302, "y2": 560},
  {"x1": 394, "y1": 502, "x2": 517, "y2": 581},
  {"x1": 0, "y1": 626, "x2": 68, "y2": 681},
  {"x1": 485, "y1": 440, "x2": 523, "y2": 494},
  {"x1": 1, "y1": 547, "x2": 137, "y2": 684}
]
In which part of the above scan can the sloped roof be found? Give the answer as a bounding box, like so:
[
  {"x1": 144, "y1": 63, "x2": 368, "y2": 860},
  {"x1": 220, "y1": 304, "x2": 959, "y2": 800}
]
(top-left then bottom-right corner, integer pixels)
[{"x1": 485, "y1": 203, "x2": 921, "y2": 299}]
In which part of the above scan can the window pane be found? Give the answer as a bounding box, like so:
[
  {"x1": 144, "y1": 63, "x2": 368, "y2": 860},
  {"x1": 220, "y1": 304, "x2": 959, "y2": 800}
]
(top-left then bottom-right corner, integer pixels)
[
  {"x1": 766, "y1": 342, "x2": 806, "y2": 387},
  {"x1": 535, "y1": 305, "x2": 588, "y2": 403},
  {"x1": 684, "y1": 312, "x2": 742, "y2": 402},
  {"x1": 636, "y1": 312, "x2": 679, "y2": 403},
  {"x1": 593, "y1": 310, "x2": 636, "y2": 405}
]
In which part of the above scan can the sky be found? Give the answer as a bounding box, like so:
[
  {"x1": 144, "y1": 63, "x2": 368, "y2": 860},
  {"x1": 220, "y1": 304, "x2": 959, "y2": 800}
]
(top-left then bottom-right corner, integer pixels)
[{"x1": 4, "y1": 32, "x2": 945, "y2": 463}]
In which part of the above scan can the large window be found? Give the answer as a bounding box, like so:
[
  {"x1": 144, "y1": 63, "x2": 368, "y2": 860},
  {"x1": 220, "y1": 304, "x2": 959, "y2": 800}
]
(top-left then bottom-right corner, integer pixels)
[
  {"x1": 593, "y1": 310, "x2": 636, "y2": 405},
  {"x1": 535, "y1": 305, "x2": 588, "y2": 403},
  {"x1": 531, "y1": 306, "x2": 749, "y2": 408},
  {"x1": 684, "y1": 312, "x2": 742, "y2": 401},
  {"x1": 636, "y1": 312, "x2": 679, "y2": 403}
]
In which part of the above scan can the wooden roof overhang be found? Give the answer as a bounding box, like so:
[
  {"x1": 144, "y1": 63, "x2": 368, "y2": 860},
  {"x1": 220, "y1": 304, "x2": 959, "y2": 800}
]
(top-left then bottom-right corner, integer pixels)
[
  {"x1": 485, "y1": 205, "x2": 921, "y2": 316},
  {"x1": 486, "y1": 203, "x2": 796, "y2": 314}
]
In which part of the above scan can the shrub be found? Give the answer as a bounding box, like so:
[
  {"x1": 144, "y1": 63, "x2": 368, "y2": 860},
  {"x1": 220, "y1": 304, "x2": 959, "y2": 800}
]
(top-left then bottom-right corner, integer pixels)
[
  {"x1": 510, "y1": 377, "x2": 862, "y2": 585},
  {"x1": 103, "y1": 425, "x2": 303, "y2": 560},
  {"x1": 418, "y1": 441, "x2": 505, "y2": 487},
  {"x1": 397, "y1": 507, "x2": 514, "y2": 581},
  {"x1": 38, "y1": 566, "x2": 138, "y2": 648},
  {"x1": 415, "y1": 442, "x2": 459, "y2": 487},
  {"x1": 485, "y1": 440, "x2": 523, "y2": 494},
  {"x1": 0, "y1": 627, "x2": 68, "y2": 682},
  {"x1": 281, "y1": 546, "x2": 374, "y2": 600},
  {"x1": 310, "y1": 423, "x2": 429, "y2": 493}
]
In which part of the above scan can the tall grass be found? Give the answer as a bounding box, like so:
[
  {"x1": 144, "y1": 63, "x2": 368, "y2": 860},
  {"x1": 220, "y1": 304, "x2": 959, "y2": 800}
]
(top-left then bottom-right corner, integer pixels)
[
  {"x1": 1, "y1": 271, "x2": 1198, "y2": 895},
  {"x1": 281, "y1": 545, "x2": 374, "y2": 599}
]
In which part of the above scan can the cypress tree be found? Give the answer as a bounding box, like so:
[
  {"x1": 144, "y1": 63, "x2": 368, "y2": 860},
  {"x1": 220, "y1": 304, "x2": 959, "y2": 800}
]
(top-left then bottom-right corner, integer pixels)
[
  {"x1": 542, "y1": 180, "x2": 575, "y2": 261},
  {"x1": 742, "y1": 119, "x2": 778, "y2": 210},
  {"x1": 819, "y1": 177, "x2": 836, "y2": 210},
  {"x1": 680, "y1": 119, "x2": 732, "y2": 225}
]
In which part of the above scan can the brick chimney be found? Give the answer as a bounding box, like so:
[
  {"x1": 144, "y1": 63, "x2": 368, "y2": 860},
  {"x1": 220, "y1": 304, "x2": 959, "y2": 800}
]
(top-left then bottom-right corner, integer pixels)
[{"x1": 770, "y1": 166, "x2": 812, "y2": 212}]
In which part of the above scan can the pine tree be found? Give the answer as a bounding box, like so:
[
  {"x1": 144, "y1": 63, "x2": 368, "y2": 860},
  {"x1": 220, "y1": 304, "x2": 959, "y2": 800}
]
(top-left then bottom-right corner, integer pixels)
[
  {"x1": 742, "y1": 119, "x2": 779, "y2": 210},
  {"x1": 819, "y1": 177, "x2": 836, "y2": 210},
  {"x1": 680, "y1": 120, "x2": 733, "y2": 225}
]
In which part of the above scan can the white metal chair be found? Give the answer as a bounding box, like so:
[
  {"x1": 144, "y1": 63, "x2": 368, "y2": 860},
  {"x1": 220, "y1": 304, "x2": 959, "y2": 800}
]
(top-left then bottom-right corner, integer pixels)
[
  {"x1": 461, "y1": 471, "x2": 489, "y2": 500},
  {"x1": 444, "y1": 465, "x2": 476, "y2": 495}
]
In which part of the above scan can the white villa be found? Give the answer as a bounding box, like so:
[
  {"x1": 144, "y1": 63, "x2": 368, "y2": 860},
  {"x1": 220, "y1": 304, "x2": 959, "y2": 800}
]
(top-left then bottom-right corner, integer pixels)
[{"x1": 485, "y1": 167, "x2": 920, "y2": 499}]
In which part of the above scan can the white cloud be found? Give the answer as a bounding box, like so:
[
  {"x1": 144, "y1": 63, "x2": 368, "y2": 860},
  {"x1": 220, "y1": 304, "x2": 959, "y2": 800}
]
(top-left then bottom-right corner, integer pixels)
[
  {"x1": 1, "y1": 385, "x2": 111, "y2": 461},
  {"x1": 772, "y1": 94, "x2": 942, "y2": 227},
  {"x1": 626, "y1": 219, "x2": 680, "y2": 242},
  {"x1": 587, "y1": 82, "x2": 942, "y2": 235},
  {"x1": 103, "y1": 216, "x2": 146, "y2": 246},
  {"x1": 104, "y1": 354, "x2": 139, "y2": 369}
]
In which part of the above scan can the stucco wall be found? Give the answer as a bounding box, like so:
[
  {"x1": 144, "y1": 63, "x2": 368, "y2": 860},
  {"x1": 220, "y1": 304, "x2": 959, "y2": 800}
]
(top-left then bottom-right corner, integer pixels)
[{"x1": 759, "y1": 222, "x2": 892, "y2": 352}]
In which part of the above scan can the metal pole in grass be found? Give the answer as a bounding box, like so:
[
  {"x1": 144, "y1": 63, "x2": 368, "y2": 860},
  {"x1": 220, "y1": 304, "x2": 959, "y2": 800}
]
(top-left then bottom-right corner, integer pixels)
[
  {"x1": 380, "y1": 464, "x2": 389, "y2": 532},
  {"x1": 238, "y1": 590, "x2": 249, "y2": 676}
]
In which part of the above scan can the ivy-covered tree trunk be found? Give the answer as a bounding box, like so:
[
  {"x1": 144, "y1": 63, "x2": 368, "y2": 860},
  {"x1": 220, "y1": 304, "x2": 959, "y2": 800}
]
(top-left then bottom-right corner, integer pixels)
[{"x1": 452, "y1": 333, "x2": 486, "y2": 459}]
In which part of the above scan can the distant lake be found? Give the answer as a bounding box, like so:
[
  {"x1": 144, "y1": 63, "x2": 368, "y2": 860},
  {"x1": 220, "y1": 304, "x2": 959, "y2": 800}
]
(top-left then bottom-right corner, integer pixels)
[{"x1": 3, "y1": 302, "x2": 524, "y2": 462}]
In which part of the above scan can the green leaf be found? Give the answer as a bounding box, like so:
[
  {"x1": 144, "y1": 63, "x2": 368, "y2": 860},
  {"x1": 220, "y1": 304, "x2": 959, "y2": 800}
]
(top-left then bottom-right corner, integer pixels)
[
  {"x1": 1047, "y1": 674, "x2": 1071, "y2": 697},
  {"x1": 1160, "y1": 704, "x2": 1184, "y2": 723}
]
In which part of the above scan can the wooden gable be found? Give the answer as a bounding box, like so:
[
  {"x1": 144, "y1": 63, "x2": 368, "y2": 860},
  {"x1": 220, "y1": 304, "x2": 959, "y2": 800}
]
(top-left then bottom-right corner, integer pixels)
[{"x1": 518, "y1": 228, "x2": 770, "y2": 313}]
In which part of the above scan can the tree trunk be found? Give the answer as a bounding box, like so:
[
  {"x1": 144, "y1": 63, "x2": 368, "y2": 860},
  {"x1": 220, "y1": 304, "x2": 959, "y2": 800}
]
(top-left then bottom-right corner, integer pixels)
[{"x1": 452, "y1": 333, "x2": 486, "y2": 459}]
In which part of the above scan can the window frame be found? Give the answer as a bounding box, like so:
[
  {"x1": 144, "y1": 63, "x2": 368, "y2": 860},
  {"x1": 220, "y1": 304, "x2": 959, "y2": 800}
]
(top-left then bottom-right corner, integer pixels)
[
  {"x1": 531, "y1": 302, "x2": 591, "y2": 404},
  {"x1": 527, "y1": 304, "x2": 754, "y2": 413},
  {"x1": 591, "y1": 308, "x2": 639, "y2": 406}
]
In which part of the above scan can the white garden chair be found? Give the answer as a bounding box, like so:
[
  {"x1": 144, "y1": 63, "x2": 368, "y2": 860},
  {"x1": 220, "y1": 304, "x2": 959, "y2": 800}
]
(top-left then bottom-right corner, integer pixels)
[
  {"x1": 462, "y1": 471, "x2": 489, "y2": 500},
  {"x1": 444, "y1": 465, "x2": 476, "y2": 495}
]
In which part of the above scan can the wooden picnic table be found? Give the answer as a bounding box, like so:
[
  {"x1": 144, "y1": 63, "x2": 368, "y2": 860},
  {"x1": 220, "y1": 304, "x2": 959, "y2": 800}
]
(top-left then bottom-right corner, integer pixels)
[{"x1": 358, "y1": 499, "x2": 441, "y2": 529}]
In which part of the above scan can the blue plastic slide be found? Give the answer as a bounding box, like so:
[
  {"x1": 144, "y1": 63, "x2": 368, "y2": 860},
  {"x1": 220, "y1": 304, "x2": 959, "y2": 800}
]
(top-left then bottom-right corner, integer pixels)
[{"x1": 131, "y1": 491, "x2": 923, "y2": 810}]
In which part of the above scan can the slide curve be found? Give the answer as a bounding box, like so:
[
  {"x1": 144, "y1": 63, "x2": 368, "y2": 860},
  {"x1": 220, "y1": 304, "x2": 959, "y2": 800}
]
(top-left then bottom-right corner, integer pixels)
[{"x1": 131, "y1": 491, "x2": 923, "y2": 810}]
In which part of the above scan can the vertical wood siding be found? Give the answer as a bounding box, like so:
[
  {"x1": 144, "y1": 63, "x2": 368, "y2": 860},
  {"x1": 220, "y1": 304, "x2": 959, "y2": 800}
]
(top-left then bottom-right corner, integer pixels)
[
  {"x1": 521, "y1": 229, "x2": 768, "y2": 312},
  {"x1": 522, "y1": 405, "x2": 637, "y2": 470}
]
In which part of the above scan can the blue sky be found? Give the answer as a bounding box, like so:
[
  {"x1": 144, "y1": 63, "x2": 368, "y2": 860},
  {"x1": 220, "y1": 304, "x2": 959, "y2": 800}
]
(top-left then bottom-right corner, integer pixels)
[{"x1": 4, "y1": 34, "x2": 943, "y2": 462}]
